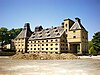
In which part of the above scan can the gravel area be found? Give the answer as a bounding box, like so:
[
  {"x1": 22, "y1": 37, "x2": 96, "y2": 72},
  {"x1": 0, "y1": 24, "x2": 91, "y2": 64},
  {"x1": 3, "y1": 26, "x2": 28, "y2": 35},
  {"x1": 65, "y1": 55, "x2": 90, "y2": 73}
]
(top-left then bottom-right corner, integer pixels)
[{"x1": 0, "y1": 58, "x2": 100, "y2": 75}]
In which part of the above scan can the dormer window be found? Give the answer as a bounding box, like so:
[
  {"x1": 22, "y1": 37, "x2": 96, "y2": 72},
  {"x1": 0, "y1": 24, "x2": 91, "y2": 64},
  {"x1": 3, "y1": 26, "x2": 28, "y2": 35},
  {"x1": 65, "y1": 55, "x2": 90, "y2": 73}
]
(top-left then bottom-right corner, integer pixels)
[
  {"x1": 32, "y1": 36, "x2": 35, "y2": 38},
  {"x1": 46, "y1": 28, "x2": 49, "y2": 30},
  {"x1": 54, "y1": 27, "x2": 57, "y2": 29},
  {"x1": 55, "y1": 30, "x2": 58, "y2": 32},
  {"x1": 39, "y1": 32, "x2": 42, "y2": 34},
  {"x1": 40, "y1": 35, "x2": 42, "y2": 37},
  {"x1": 47, "y1": 34, "x2": 50, "y2": 37},
  {"x1": 47, "y1": 31, "x2": 49, "y2": 33},
  {"x1": 56, "y1": 33, "x2": 60, "y2": 36}
]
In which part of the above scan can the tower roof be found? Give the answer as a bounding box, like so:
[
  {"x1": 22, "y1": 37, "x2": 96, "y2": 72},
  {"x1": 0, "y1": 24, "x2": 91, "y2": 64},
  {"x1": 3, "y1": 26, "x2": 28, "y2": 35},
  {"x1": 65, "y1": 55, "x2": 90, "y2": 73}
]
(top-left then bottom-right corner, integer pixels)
[
  {"x1": 15, "y1": 23, "x2": 32, "y2": 39},
  {"x1": 70, "y1": 18, "x2": 87, "y2": 31}
]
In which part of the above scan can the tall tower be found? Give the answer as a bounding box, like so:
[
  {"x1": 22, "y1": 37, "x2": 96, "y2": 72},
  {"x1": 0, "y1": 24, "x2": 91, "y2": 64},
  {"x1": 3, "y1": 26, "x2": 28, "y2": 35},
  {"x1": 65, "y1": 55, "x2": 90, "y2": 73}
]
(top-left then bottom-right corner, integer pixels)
[{"x1": 14, "y1": 23, "x2": 32, "y2": 53}]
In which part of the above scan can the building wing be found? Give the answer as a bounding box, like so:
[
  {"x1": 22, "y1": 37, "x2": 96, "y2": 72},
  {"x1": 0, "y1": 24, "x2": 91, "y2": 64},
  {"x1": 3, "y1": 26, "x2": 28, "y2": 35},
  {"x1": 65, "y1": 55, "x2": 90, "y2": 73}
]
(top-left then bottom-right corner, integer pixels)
[{"x1": 28, "y1": 26, "x2": 64, "y2": 40}]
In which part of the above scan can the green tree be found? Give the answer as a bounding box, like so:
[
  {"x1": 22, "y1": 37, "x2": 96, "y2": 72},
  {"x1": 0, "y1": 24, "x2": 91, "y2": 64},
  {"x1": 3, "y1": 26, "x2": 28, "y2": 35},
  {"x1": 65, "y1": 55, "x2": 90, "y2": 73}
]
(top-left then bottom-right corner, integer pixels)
[
  {"x1": 88, "y1": 41, "x2": 93, "y2": 50},
  {"x1": 92, "y1": 32, "x2": 100, "y2": 53},
  {"x1": 89, "y1": 46, "x2": 97, "y2": 55}
]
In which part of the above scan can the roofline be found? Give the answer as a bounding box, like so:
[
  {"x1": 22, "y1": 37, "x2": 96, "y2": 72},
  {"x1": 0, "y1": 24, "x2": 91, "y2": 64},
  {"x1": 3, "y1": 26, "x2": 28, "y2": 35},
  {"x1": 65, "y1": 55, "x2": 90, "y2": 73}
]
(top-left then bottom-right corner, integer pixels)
[{"x1": 28, "y1": 37, "x2": 61, "y2": 41}]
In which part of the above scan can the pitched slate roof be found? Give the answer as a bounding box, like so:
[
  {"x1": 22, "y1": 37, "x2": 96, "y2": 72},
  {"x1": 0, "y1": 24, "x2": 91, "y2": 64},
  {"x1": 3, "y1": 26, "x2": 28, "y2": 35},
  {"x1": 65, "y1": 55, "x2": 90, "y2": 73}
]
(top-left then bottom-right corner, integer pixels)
[
  {"x1": 15, "y1": 23, "x2": 32, "y2": 39},
  {"x1": 28, "y1": 26, "x2": 64, "y2": 40},
  {"x1": 70, "y1": 21, "x2": 87, "y2": 31}
]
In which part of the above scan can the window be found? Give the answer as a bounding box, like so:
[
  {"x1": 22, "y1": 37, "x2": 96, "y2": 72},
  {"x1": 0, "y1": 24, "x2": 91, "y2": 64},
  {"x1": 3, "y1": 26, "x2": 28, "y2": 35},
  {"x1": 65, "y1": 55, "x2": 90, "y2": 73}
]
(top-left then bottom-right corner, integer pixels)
[
  {"x1": 55, "y1": 48, "x2": 58, "y2": 50},
  {"x1": 34, "y1": 41, "x2": 36, "y2": 43},
  {"x1": 42, "y1": 40, "x2": 44, "y2": 42},
  {"x1": 31, "y1": 48, "x2": 32, "y2": 50},
  {"x1": 73, "y1": 31, "x2": 75, "y2": 33},
  {"x1": 38, "y1": 41, "x2": 40, "y2": 42},
  {"x1": 51, "y1": 48, "x2": 53, "y2": 50},
  {"x1": 22, "y1": 44, "x2": 23, "y2": 46},
  {"x1": 46, "y1": 40, "x2": 48, "y2": 42},
  {"x1": 73, "y1": 36, "x2": 76, "y2": 38},
  {"x1": 32, "y1": 36, "x2": 35, "y2": 38},
  {"x1": 40, "y1": 35, "x2": 42, "y2": 37},
  {"x1": 54, "y1": 27, "x2": 57, "y2": 29},
  {"x1": 50, "y1": 52, "x2": 52, "y2": 54},
  {"x1": 42, "y1": 44, "x2": 44, "y2": 46},
  {"x1": 55, "y1": 52, "x2": 58, "y2": 54},
  {"x1": 19, "y1": 45, "x2": 20, "y2": 46},
  {"x1": 34, "y1": 48, "x2": 36, "y2": 50},
  {"x1": 55, "y1": 30, "x2": 58, "y2": 32},
  {"x1": 51, "y1": 44, "x2": 53, "y2": 46},
  {"x1": 66, "y1": 29, "x2": 67, "y2": 32},
  {"x1": 66, "y1": 48, "x2": 68, "y2": 50},
  {"x1": 47, "y1": 34, "x2": 50, "y2": 37},
  {"x1": 51, "y1": 40, "x2": 53, "y2": 42},
  {"x1": 42, "y1": 48, "x2": 44, "y2": 50},
  {"x1": 38, "y1": 48, "x2": 39, "y2": 50},
  {"x1": 55, "y1": 43, "x2": 58, "y2": 45},
  {"x1": 31, "y1": 45, "x2": 32, "y2": 46},
  {"x1": 39, "y1": 32, "x2": 42, "y2": 34},
  {"x1": 56, "y1": 33, "x2": 60, "y2": 36},
  {"x1": 38, "y1": 44, "x2": 40, "y2": 46},
  {"x1": 55, "y1": 39, "x2": 58, "y2": 41},
  {"x1": 47, "y1": 31, "x2": 49, "y2": 33},
  {"x1": 66, "y1": 24, "x2": 67, "y2": 27},
  {"x1": 46, "y1": 44, "x2": 48, "y2": 46},
  {"x1": 66, "y1": 34, "x2": 67, "y2": 37},
  {"x1": 34, "y1": 44, "x2": 36, "y2": 46},
  {"x1": 46, "y1": 48, "x2": 48, "y2": 50}
]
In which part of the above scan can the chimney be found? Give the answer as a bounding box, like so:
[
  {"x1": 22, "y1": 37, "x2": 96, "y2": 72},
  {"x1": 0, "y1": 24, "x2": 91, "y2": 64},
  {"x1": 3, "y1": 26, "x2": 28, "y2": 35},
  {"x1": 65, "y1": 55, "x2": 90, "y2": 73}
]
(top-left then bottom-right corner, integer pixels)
[
  {"x1": 24, "y1": 23, "x2": 31, "y2": 30},
  {"x1": 75, "y1": 18, "x2": 81, "y2": 24}
]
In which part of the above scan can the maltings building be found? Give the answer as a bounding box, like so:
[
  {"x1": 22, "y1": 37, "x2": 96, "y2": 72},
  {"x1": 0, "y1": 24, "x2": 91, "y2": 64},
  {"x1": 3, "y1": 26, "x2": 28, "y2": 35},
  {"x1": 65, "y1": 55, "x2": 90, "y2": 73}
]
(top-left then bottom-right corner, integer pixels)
[{"x1": 14, "y1": 18, "x2": 88, "y2": 54}]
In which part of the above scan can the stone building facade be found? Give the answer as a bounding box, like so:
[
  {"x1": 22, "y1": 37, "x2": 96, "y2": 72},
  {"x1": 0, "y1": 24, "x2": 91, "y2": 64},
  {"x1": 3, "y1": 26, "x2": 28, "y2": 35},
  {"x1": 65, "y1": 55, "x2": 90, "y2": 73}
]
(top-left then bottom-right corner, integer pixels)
[{"x1": 14, "y1": 18, "x2": 88, "y2": 54}]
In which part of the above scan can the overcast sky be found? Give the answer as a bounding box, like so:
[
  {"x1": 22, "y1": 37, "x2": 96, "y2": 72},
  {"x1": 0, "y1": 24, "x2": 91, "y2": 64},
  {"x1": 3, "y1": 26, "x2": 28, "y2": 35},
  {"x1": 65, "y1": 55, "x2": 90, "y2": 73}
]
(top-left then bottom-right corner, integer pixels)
[{"x1": 0, "y1": 0, "x2": 100, "y2": 40}]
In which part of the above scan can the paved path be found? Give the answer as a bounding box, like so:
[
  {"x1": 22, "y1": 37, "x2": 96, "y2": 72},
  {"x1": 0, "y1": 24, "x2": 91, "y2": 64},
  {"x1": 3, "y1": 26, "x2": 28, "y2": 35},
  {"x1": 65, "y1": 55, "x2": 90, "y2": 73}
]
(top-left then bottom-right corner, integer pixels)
[{"x1": 0, "y1": 58, "x2": 100, "y2": 75}]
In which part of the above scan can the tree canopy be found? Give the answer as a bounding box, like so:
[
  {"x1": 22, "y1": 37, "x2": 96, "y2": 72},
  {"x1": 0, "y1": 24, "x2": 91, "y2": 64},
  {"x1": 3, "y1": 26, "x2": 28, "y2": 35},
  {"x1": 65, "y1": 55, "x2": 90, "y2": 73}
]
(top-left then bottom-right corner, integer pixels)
[
  {"x1": 0, "y1": 27, "x2": 22, "y2": 44},
  {"x1": 92, "y1": 32, "x2": 100, "y2": 53}
]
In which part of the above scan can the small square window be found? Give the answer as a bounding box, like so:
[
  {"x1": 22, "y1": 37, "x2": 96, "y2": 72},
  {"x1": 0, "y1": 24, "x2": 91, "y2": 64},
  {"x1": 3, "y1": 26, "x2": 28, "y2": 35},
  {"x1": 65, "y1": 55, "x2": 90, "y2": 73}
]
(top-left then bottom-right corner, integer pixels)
[
  {"x1": 46, "y1": 48, "x2": 48, "y2": 50},
  {"x1": 55, "y1": 39, "x2": 58, "y2": 41},
  {"x1": 73, "y1": 31, "x2": 75, "y2": 33},
  {"x1": 42, "y1": 48, "x2": 44, "y2": 50},
  {"x1": 66, "y1": 29, "x2": 67, "y2": 32},
  {"x1": 46, "y1": 40, "x2": 48, "y2": 42},
  {"x1": 34, "y1": 48, "x2": 36, "y2": 50},
  {"x1": 46, "y1": 44, "x2": 48, "y2": 46},
  {"x1": 55, "y1": 43, "x2": 58, "y2": 45},
  {"x1": 55, "y1": 48, "x2": 58, "y2": 50},
  {"x1": 51, "y1": 40, "x2": 53, "y2": 42},
  {"x1": 38, "y1": 48, "x2": 39, "y2": 50},
  {"x1": 51, "y1": 48, "x2": 53, "y2": 50},
  {"x1": 73, "y1": 36, "x2": 76, "y2": 38},
  {"x1": 42, "y1": 44, "x2": 44, "y2": 46},
  {"x1": 51, "y1": 44, "x2": 53, "y2": 46}
]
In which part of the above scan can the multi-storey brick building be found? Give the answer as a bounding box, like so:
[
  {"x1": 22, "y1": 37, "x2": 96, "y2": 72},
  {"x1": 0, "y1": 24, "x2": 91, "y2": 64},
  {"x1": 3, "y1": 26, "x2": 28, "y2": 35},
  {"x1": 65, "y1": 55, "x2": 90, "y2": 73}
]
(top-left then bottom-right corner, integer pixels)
[{"x1": 14, "y1": 18, "x2": 88, "y2": 54}]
